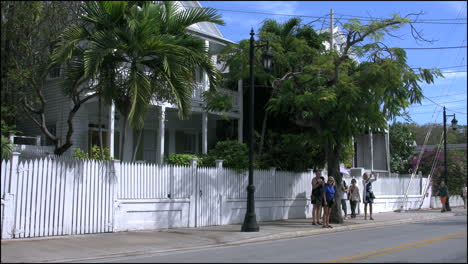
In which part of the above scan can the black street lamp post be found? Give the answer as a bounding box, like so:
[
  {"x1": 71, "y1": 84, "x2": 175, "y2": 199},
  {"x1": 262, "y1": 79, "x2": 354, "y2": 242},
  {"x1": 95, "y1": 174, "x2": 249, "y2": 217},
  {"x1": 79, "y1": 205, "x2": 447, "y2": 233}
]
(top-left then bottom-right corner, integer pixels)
[
  {"x1": 241, "y1": 28, "x2": 273, "y2": 232},
  {"x1": 443, "y1": 106, "x2": 458, "y2": 212}
]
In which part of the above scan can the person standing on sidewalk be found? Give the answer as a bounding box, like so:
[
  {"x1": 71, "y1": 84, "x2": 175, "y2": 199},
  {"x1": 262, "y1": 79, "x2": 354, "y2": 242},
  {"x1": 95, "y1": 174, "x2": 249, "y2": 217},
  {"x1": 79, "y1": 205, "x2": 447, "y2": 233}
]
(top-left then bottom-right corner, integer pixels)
[
  {"x1": 462, "y1": 183, "x2": 467, "y2": 209},
  {"x1": 436, "y1": 180, "x2": 448, "y2": 212},
  {"x1": 348, "y1": 178, "x2": 361, "y2": 218},
  {"x1": 322, "y1": 176, "x2": 336, "y2": 228},
  {"x1": 362, "y1": 172, "x2": 377, "y2": 220},
  {"x1": 341, "y1": 178, "x2": 349, "y2": 219},
  {"x1": 311, "y1": 169, "x2": 324, "y2": 225}
]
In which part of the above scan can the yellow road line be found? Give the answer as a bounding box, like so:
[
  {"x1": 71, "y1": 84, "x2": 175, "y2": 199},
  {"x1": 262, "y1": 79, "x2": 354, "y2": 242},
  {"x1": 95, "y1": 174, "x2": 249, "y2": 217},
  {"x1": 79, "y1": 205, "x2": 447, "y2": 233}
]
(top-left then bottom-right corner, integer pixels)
[{"x1": 322, "y1": 232, "x2": 467, "y2": 263}]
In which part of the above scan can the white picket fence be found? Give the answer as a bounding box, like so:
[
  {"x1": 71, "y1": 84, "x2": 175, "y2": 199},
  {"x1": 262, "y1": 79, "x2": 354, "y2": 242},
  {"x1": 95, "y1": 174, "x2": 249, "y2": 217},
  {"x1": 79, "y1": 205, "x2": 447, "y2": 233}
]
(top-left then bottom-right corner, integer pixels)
[
  {"x1": 1, "y1": 155, "x2": 115, "y2": 239},
  {"x1": 2, "y1": 153, "x2": 451, "y2": 240}
]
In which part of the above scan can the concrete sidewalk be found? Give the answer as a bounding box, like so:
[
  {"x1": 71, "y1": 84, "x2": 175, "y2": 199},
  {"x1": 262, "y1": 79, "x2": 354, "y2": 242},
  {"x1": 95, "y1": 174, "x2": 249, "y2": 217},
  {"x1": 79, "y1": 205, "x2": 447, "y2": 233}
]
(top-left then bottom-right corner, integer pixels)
[{"x1": 1, "y1": 207, "x2": 466, "y2": 263}]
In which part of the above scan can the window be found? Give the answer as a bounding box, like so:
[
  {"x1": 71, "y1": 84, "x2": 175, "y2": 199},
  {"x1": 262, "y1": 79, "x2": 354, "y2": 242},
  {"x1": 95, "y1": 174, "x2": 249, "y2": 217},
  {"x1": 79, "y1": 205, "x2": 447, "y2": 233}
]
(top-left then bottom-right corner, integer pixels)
[
  {"x1": 48, "y1": 41, "x2": 61, "y2": 79},
  {"x1": 49, "y1": 67, "x2": 61, "y2": 79},
  {"x1": 88, "y1": 128, "x2": 108, "y2": 153}
]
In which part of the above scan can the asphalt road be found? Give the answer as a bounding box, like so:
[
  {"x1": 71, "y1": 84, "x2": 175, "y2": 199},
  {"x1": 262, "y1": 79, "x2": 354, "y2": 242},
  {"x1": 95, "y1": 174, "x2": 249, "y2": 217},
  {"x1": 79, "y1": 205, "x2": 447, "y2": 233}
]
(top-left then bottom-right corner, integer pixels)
[{"x1": 85, "y1": 215, "x2": 467, "y2": 263}]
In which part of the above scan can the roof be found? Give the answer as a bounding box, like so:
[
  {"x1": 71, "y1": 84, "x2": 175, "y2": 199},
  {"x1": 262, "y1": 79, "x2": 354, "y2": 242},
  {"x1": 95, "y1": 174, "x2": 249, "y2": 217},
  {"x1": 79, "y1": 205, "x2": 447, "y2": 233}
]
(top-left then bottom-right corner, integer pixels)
[{"x1": 177, "y1": 1, "x2": 226, "y2": 40}]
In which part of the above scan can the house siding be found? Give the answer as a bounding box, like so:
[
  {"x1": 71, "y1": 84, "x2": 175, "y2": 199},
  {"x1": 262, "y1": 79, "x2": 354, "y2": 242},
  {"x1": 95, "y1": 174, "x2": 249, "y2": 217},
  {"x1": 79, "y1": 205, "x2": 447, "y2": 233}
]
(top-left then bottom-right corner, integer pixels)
[{"x1": 15, "y1": 78, "x2": 70, "y2": 147}]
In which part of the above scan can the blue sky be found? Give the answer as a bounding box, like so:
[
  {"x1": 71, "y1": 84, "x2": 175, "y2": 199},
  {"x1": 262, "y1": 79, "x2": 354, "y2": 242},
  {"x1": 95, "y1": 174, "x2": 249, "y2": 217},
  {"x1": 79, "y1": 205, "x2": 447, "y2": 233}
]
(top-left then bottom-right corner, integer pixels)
[{"x1": 200, "y1": 1, "x2": 467, "y2": 125}]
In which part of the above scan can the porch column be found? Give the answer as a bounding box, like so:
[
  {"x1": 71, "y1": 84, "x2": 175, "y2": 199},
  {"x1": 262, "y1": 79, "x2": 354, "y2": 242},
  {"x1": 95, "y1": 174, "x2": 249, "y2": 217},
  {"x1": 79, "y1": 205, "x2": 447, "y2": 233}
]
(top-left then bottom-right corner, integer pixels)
[
  {"x1": 108, "y1": 101, "x2": 115, "y2": 159},
  {"x1": 157, "y1": 106, "x2": 166, "y2": 164},
  {"x1": 204, "y1": 40, "x2": 210, "y2": 92},
  {"x1": 201, "y1": 40, "x2": 210, "y2": 154},
  {"x1": 238, "y1": 79, "x2": 243, "y2": 143},
  {"x1": 202, "y1": 112, "x2": 208, "y2": 154}
]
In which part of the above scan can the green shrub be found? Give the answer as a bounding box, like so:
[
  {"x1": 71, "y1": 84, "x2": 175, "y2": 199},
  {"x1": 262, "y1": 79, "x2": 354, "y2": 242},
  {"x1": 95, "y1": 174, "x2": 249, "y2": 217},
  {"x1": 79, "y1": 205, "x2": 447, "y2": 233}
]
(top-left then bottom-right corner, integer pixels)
[
  {"x1": 73, "y1": 145, "x2": 113, "y2": 161},
  {"x1": 204, "y1": 140, "x2": 248, "y2": 171},
  {"x1": 1, "y1": 135, "x2": 13, "y2": 160},
  {"x1": 165, "y1": 153, "x2": 199, "y2": 166},
  {"x1": 73, "y1": 147, "x2": 89, "y2": 159},
  {"x1": 258, "y1": 133, "x2": 325, "y2": 172}
]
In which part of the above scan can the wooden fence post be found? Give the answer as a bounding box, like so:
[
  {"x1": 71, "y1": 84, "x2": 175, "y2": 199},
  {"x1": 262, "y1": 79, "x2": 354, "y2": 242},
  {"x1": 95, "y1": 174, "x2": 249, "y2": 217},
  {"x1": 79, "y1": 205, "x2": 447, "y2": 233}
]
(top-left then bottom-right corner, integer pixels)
[{"x1": 2, "y1": 152, "x2": 20, "y2": 239}]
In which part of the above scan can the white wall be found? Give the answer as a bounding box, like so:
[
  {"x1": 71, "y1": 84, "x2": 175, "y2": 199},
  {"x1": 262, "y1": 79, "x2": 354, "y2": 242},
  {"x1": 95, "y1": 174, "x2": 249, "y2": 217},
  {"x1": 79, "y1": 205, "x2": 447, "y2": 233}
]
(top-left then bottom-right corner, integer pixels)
[{"x1": 2, "y1": 155, "x2": 457, "y2": 240}]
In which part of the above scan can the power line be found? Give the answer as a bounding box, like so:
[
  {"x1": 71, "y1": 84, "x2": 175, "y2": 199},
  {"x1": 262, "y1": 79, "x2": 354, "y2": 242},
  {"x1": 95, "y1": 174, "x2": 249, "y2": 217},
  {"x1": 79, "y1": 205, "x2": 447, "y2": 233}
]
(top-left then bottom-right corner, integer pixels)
[
  {"x1": 441, "y1": 70, "x2": 467, "y2": 73},
  {"x1": 191, "y1": 7, "x2": 468, "y2": 25},
  {"x1": 410, "y1": 99, "x2": 467, "y2": 107},
  {"x1": 411, "y1": 65, "x2": 467, "y2": 70},
  {"x1": 411, "y1": 110, "x2": 467, "y2": 115},
  {"x1": 334, "y1": 12, "x2": 468, "y2": 21},
  {"x1": 423, "y1": 96, "x2": 468, "y2": 114},
  {"x1": 402, "y1": 46, "x2": 467, "y2": 50},
  {"x1": 335, "y1": 17, "x2": 467, "y2": 24},
  {"x1": 426, "y1": 92, "x2": 467, "y2": 99},
  {"x1": 414, "y1": 70, "x2": 467, "y2": 74}
]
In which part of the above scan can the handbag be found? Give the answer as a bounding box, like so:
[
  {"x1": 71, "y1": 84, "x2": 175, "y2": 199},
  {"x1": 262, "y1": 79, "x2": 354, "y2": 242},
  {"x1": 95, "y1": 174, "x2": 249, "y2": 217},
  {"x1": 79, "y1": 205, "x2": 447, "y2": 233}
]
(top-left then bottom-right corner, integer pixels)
[{"x1": 370, "y1": 192, "x2": 376, "y2": 199}]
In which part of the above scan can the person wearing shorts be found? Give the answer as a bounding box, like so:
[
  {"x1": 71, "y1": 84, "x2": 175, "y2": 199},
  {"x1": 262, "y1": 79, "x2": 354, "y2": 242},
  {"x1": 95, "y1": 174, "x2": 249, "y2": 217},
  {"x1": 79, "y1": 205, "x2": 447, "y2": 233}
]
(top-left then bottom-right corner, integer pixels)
[
  {"x1": 362, "y1": 172, "x2": 377, "y2": 220},
  {"x1": 322, "y1": 176, "x2": 336, "y2": 228},
  {"x1": 311, "y1": 170, "x2": 324, "y2": 225},
  {"x1": 437, "y1": 180, "x2": 448, "y2": 212}
]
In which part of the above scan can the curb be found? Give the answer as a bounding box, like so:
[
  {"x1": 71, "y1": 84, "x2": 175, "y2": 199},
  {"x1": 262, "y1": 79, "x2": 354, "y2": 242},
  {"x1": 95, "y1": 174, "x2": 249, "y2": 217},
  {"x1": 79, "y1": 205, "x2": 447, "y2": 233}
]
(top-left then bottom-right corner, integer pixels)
[
  {"x1": 225, "y1": 212, "x2": 457, "y2": 245},
  {"x1": 8, "y1": 212, "x2": 462, "y2": 263}
]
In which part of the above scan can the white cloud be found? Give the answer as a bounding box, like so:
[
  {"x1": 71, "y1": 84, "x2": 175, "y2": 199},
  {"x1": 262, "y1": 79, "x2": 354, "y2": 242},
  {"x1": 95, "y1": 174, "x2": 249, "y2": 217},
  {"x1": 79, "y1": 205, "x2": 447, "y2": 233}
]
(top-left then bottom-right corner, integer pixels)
[
  {"x1": 240, "y1": 1, "x2": 299, "y2": 16},
  {"x1": 441, "y1": 71, "x2": 467, "y2": 79}
]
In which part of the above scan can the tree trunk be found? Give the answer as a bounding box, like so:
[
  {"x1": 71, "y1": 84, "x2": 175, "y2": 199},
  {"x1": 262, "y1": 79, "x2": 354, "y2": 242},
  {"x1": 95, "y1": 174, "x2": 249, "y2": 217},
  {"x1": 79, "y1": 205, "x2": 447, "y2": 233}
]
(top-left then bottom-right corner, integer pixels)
[
  {"x1": 98, "y1": 96, "x2": 104, "y2": 159},
  {"x1": 327, "y1": 140, "x2": 343, "y2": 224},
  {"x1": 132, "y1": 129, "x2": 143, "y2": 162}
]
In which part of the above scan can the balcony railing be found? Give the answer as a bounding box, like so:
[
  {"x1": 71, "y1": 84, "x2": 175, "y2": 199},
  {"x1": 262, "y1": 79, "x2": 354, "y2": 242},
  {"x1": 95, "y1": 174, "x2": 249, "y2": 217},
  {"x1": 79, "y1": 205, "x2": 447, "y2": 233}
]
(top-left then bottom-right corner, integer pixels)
[{"x1": 191, "y1": 82, "x2": 240, "y2": 112}]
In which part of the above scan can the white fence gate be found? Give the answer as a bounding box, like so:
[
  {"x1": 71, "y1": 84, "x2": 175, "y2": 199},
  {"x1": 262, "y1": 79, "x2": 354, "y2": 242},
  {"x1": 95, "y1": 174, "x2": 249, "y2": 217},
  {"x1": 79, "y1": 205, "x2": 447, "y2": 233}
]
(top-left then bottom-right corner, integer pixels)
[{"x1": 196, "y1": 166, "x2": 221, "y2": 227}]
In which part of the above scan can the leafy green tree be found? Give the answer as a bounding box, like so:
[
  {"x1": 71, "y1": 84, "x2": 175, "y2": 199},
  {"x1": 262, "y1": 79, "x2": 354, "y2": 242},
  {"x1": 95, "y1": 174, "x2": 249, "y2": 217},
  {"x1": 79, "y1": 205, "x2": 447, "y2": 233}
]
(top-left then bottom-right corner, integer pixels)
[
  {"x1": 1, "y1": 1, "x2": 83, "y2": 155},
  {"x1": 390, "y1": 122, "x2": 416, "y2": 173},
  {"x1": 257, "y1": 133, "x2": 325, "y2": 172},
  {"x1": 50, "y1": 1, "x2": 224, "y2": 159},
  {"x1": 267, "y1": 15, "x2": 442, "y2": 223},
  {"x1": 218, "y1": 18, "x2": 329, "y2": 171},
  {"x1": 408, "y1": 123, "x2": 467, "y2": 146}
]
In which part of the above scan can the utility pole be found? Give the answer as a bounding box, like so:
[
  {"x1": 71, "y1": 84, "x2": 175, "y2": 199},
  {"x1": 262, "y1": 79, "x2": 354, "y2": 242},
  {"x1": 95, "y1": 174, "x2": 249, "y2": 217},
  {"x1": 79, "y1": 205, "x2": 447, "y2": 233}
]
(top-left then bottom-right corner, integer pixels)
[
  {"x1": 330, "y1": 8, "x2": 334, "y2": 50},
  {"x1": 443, "y1": 106, "x2": 451, "y2": 211}
]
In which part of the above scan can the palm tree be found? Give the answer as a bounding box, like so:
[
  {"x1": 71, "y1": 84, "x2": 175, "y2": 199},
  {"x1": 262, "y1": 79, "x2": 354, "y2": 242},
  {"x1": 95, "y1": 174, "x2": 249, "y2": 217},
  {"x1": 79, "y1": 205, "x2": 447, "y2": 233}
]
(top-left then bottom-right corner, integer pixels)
[{"x1": 51, "y1": 1, "x2": 224, "y2": 160}]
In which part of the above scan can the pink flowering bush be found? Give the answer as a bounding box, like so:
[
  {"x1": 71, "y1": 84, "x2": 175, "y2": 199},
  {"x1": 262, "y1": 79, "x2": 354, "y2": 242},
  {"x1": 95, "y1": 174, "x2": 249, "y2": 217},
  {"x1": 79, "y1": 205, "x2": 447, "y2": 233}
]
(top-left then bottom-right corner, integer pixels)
[{"x1": 411, "y1": 149, "x2": 467, "y2": 195}]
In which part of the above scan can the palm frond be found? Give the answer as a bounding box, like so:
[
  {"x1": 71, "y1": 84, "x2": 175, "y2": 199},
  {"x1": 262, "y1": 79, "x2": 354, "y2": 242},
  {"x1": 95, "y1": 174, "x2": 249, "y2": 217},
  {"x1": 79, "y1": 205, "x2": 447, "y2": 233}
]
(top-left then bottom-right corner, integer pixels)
[{"x1": 169, "y1": 7, "x2": 225, "y2": 34}]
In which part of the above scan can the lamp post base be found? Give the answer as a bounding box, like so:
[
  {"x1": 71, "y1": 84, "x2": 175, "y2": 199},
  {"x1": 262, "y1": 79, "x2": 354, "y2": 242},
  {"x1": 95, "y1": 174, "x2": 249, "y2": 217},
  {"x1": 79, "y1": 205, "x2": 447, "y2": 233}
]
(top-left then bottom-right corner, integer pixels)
[
  {"x1": 241, "y1": 185, "x2": 260, "y2": 232},
  {"x1": 241, "y1": 215, "x2": 259, "y2": 232}
]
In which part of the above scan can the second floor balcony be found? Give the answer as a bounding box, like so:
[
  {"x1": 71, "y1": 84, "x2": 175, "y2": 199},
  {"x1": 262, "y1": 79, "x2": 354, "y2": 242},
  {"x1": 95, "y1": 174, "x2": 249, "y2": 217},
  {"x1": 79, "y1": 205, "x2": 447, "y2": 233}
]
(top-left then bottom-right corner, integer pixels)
[{"x1": 191, "y1": 82, "x2": 240, "y2": 114}]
